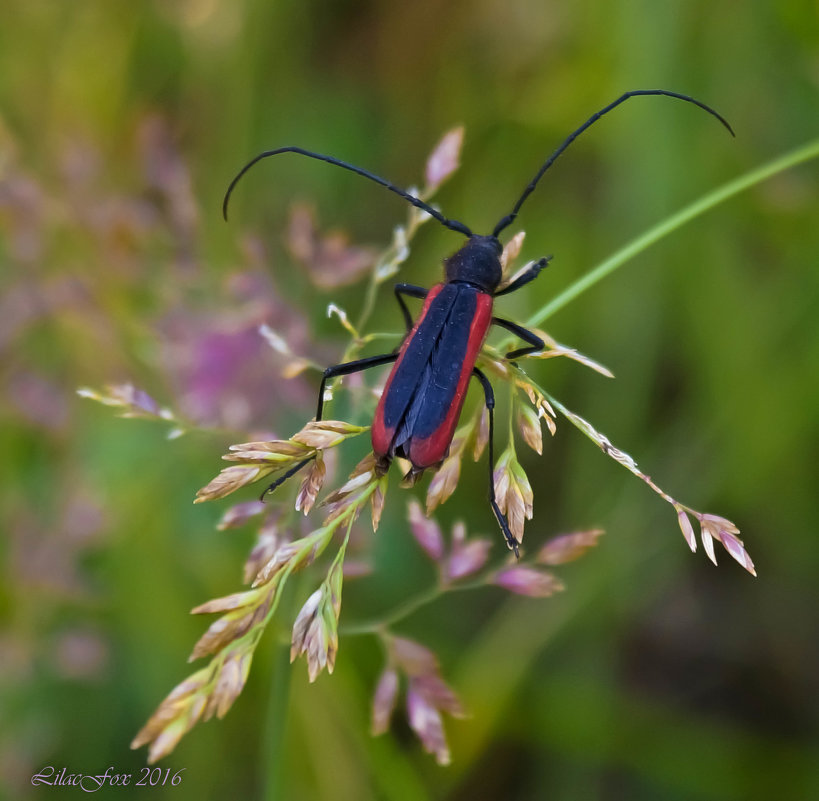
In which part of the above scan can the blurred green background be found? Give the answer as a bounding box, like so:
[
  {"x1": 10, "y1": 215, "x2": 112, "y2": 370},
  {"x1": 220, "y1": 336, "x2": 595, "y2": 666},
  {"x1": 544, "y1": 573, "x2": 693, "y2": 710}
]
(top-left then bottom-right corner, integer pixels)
[{"x1": 2, "y1": 1, "x2": 818, "y2": 799}]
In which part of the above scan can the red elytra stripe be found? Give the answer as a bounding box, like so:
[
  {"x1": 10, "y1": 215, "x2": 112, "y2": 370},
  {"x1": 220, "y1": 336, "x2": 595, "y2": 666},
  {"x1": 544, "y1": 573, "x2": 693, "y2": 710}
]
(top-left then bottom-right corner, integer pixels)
[
  {"x1": 408, "y1": 291, "x2": 493, "y2": 467},
  {"x1": 371, "y1": 284, "x2": 447, "y2": 458}
]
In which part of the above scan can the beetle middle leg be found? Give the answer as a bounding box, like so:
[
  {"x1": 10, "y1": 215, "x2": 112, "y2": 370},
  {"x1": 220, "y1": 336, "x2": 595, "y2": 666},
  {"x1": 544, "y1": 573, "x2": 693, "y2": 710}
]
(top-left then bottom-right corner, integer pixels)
[
  {"x1": 472, "y1": 367, "x2": 520, "y2": 558},
  {"x1": 492, "y1": 316, "x2": 546, "y2": 361},
  {"x1": 261, "y1": 352, "x2": 398, "y2": 501},
  {"x1": 394, "y1": 283, "x2": 427, "y2": 332},
  {"x1": 314, "y1": 352, "x2": 398, "y2": 421}
]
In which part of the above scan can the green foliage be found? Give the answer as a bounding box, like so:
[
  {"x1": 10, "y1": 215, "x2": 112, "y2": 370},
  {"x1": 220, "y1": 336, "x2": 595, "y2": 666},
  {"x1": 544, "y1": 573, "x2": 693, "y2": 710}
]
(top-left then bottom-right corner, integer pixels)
[{"x1": 3, "y1": 2, "x2": 818, "y2": 799}]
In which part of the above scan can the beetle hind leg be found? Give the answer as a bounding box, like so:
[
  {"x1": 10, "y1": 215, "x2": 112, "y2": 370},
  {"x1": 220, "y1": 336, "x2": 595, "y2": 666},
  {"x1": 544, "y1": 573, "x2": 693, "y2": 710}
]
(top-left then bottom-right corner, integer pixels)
[{"x1": 472, "y1": 367, "x2": 521, "y2": 558}]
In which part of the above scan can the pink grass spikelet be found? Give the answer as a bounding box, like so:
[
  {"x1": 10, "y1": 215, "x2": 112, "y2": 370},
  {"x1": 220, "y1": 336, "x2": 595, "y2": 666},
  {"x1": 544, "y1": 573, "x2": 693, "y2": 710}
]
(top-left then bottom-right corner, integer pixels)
[
  {"x1": 371, "y1": 668, "x2": 400, "y2": 736},
  {"x1": 425, "y1": 424, "x2": 471, "y2": 513},
  {"x1": 408, "y1": 499, "x2": 445, "y2": 561},
  {"x1": 295, "y1": 455, "x2": 326, "y2": 515},
  {"x1": 217, "y1": 500, "x2": 267, "y2": 530},
  {"x1": 493, "y1": 565, "x2": 565, "y2": 598},
  {"x1": 676, "y1": 508, "x2": 698, "y2": 552},
  {"x1": 243, "y1": 519, "x2": 287, "y2": 585},
  {"x1": 407, "y1": 687, "x2": 451, "y2": 765},
  {"x1": 517, "y1": 403, "x2": 544, "y2": 455},
  {"x1": 446, "y1": 522, "x2": 491, "y2": 581},
  {"x1": 424, "y1": 126, "x2": 464, "y2": 191},
  {"x1": 194, "y1": 465, "x2": 269, "y2": 503},
  {"x1": 493, "y1": 448, "x2": 533, "y2": 546},
  {"x1": 499, "y1": 231, "x2": 526, "y2": 275},
  {"x1": 536, "y1": 529, "x2": 605, "y2": 565}
]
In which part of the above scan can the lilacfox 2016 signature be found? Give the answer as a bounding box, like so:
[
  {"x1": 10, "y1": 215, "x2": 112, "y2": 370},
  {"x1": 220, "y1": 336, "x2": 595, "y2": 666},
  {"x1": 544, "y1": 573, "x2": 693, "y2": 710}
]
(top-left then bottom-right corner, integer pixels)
[{"x1": 31, "y1": 765, "x2": 185, "y2": 791}]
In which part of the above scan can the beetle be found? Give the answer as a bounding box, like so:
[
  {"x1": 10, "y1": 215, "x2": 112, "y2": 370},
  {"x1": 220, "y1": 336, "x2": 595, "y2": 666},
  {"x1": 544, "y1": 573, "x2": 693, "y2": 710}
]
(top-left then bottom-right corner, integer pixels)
[{"x1": 223, "y1": 90, "x2": 733, "y2": 556}]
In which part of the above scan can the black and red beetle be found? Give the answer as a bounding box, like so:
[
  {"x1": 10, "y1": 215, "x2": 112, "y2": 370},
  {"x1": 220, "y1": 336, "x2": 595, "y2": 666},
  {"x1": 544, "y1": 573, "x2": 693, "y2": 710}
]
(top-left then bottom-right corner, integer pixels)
[{"x1": 224, "y1": 90, "x2": 733, "y2": 555}]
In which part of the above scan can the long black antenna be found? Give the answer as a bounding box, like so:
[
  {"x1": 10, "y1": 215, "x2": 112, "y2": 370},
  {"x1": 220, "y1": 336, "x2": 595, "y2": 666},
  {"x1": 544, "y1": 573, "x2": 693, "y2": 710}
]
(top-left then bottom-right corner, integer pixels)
[
  {"x1": 492, "y1": 89, "x2": 735, "y2": 238},
  {"x1": 223, "y1": 146, "x2": 473, "y2": 237}
]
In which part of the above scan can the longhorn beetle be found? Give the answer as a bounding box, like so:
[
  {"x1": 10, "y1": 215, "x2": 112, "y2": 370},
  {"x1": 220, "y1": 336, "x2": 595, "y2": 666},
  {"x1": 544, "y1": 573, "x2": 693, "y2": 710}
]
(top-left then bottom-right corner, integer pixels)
[{"x1": 223, "y1": 90, "x2": 734, "y2": 557}]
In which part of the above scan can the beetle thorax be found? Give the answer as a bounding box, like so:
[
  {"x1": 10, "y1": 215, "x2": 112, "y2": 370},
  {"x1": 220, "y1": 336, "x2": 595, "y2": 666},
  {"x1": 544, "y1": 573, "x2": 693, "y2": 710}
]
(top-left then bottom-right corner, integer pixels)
[{"x1": 444, "y1": 235, "x2": 503, "y2": 292}]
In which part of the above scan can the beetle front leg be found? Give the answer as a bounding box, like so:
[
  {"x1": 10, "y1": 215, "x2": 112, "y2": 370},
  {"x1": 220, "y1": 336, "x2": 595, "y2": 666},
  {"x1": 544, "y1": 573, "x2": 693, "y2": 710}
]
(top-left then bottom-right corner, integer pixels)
[
  {"x1": 472, "y1": 367, "x2": 520, "y2": 558},
  {"x1": 492, "y1": 316, "x2": 546, "y2": 361},
  {"x1": 494, "y1": 255, "x2": 551, "y2": 297}
]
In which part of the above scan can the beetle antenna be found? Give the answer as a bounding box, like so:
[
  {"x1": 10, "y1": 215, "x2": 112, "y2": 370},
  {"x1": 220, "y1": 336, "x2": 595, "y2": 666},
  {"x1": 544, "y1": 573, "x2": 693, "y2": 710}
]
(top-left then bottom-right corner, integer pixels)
[
  {"x1": 223, "y1": 146, "x2": 473, "y2": 237},
  {"x1": 492, "y1": 89, "x2": 735, "y2": 238}
]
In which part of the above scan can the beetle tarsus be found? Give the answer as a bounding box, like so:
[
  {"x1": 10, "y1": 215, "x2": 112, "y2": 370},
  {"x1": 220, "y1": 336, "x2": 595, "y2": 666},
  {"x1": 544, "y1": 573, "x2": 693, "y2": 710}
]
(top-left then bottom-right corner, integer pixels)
[
  {"x1": 491, "y1": 499, "x2": 521, "y2": 559},
  {"x1": 260, "y1": 456, "x2": 315, "y2": 501},
  {"x1": 494, "y1": 255, "x2": 552, "y2": 297}
]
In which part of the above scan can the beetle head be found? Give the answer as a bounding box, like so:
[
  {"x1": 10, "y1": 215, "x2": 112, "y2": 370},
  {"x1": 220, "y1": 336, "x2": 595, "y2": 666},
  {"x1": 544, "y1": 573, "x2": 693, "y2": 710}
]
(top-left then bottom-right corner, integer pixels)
[{"x1": 444, "y1": 235, "x2": 503, "y2": 292}]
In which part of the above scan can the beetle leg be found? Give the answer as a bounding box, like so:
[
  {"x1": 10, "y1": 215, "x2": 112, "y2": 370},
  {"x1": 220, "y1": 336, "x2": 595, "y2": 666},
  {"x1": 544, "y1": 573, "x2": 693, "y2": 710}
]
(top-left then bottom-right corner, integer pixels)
[
  {"x1": 260, "y1": 457, "x2": 317, "y2": 501},
  {"x1": 472, "y1": 367, "x2": 520, "y2": 558},
  {"x1": 261, "y1": 352, "x2": 398, "y2": 501},
  {"x1": 315, "y1": 352, "x2": 399, "y2": 421},
  {"x1": 394, "y1": 283, "x2": 427, "y2": 332},
  {"x1": 493, "y1": 256, "x2": 551, "y2": 297},
  {"x1": 491, "y1": 317, "x2": 546, "y2": 361}
]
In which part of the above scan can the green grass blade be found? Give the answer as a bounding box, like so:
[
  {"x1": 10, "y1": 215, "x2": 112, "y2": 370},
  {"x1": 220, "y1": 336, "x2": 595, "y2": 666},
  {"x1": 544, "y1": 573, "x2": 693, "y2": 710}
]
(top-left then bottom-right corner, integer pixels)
[{"x1": 527, "y1": 136, "x2": 819, "y2": 327}]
